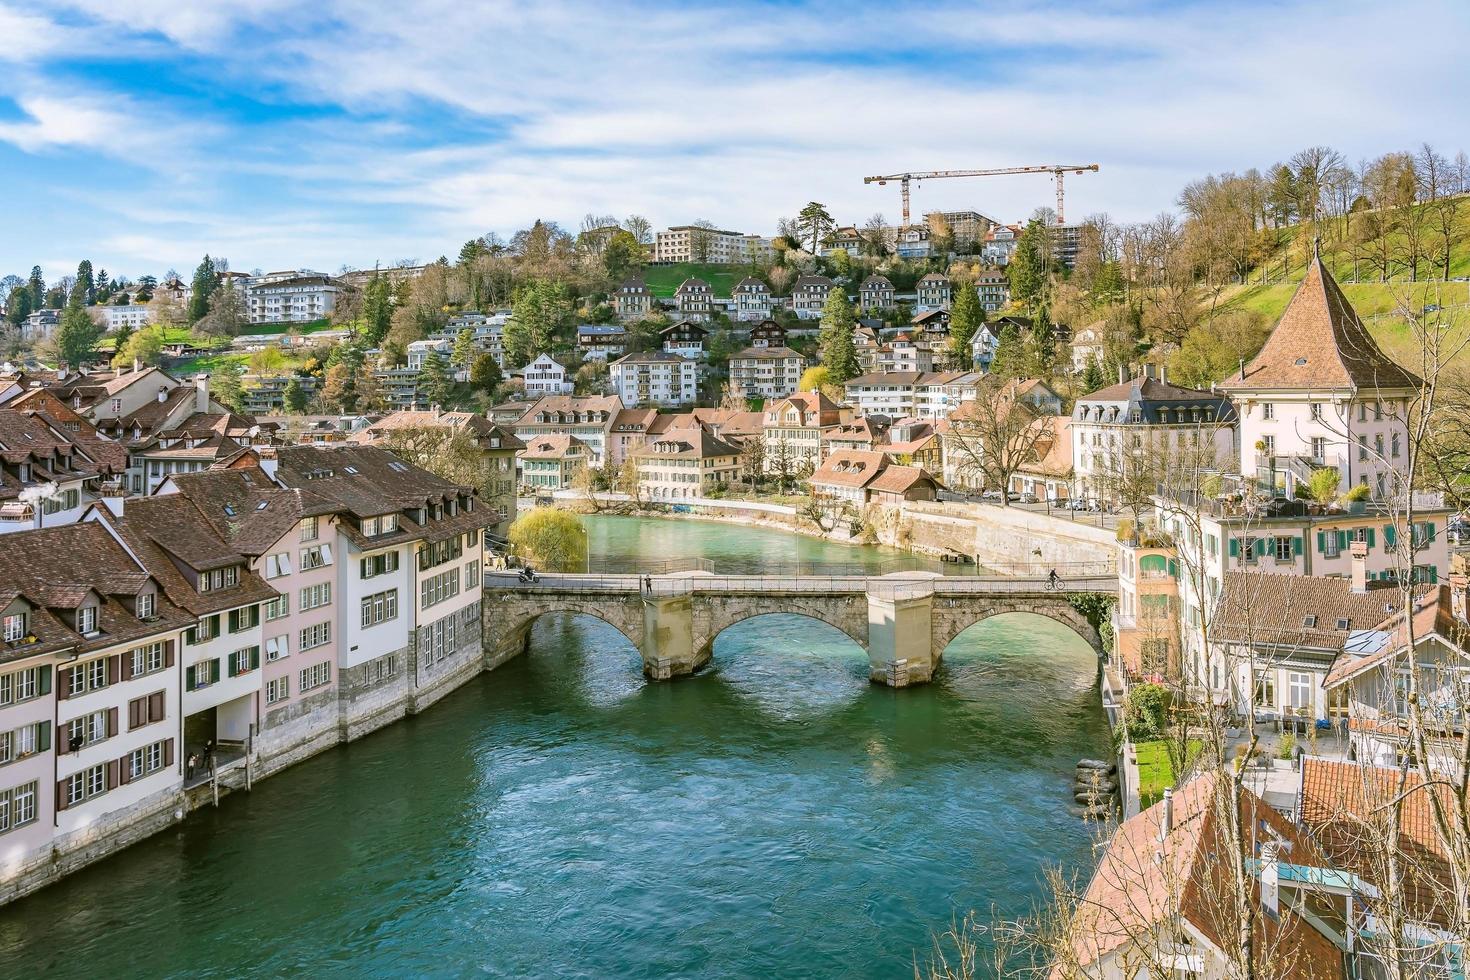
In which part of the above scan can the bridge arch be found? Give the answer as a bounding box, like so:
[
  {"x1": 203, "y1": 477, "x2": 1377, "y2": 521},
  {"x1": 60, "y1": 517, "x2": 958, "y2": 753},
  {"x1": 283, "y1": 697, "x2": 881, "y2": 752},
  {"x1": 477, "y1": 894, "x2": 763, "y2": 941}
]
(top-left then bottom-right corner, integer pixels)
[
  {"x1": 692, "y1": 593, "x2": 870, "y2": 664},
  {"x1": 483, "y1": 592, "x2": 647, "y2": 669},
  {"x1": 930, "y1": 598, "x2": 1104, "y2": 669}
]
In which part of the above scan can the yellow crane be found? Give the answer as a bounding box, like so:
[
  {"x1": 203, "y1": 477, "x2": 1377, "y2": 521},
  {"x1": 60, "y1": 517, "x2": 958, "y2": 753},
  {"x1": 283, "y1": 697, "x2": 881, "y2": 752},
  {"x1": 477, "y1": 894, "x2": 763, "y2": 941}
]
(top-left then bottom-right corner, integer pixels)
[{"x1": 862, "y1": 164, "x2": 1100, "y2": 228}]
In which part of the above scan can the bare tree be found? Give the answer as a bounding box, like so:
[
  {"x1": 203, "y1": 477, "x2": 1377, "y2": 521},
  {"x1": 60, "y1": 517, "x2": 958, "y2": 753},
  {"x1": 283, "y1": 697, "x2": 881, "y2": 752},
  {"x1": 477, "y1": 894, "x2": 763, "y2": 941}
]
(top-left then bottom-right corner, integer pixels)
[{"x1": 942, "y1": 378, "x2": 1049, "y2": 503}]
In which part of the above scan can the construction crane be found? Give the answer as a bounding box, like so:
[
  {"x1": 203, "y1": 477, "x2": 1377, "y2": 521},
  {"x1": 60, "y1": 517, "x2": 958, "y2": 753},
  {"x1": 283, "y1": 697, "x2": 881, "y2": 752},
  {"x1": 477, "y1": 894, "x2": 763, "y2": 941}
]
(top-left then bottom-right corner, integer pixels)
[{"x1": 862, "y1": 164, "x2": 1100, "y2": 228}]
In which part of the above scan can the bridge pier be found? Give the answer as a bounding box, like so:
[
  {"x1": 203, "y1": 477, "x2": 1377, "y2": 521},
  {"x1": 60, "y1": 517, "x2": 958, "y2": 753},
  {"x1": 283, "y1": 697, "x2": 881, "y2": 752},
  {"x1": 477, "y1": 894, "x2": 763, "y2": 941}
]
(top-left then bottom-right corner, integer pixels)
[
  {"x1": 641, "y1": 594, "x2": 706, "y2": 680},
  {"x1": 866, "y1": 589, "x2": 935, "y2": 687}
]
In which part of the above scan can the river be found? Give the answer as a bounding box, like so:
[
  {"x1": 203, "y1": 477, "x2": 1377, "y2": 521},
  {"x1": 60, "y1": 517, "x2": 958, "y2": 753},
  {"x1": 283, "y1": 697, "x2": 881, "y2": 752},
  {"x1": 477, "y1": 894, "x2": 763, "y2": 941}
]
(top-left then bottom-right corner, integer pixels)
[{"x1": 0, "y1": 516, "x2": 1110, "y2": 979}]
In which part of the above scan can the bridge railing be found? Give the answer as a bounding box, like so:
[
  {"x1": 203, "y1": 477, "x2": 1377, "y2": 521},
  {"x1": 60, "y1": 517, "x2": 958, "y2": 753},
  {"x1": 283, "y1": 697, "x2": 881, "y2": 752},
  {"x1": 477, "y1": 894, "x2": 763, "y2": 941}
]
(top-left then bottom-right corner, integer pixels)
[
  {"x1": 484, "y1": 571, "x2": 1117, "y2": 598},
  {"x1": 538, "y1": 556, "x2": 1117, "y2": 579}
]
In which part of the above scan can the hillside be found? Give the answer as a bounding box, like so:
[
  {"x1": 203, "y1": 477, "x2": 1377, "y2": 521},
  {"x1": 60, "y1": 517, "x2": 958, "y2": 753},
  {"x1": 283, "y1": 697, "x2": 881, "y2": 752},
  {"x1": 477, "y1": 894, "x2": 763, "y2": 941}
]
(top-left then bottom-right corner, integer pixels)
[{"x1": 642, "y1": 263, "x2": 746, "y2": 298}]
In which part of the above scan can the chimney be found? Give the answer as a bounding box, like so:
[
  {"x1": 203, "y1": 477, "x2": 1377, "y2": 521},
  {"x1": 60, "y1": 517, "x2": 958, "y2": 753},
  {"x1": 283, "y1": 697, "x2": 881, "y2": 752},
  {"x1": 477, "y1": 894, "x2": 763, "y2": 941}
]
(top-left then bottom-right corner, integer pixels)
[
  {"x1": 1239, "y1": 357, "x2": 1246, "y2": 381},
  {"x1": 1117, "y1": 363, "x2": 1126, "y2": 385},
  {"x1": 157, "y1": 385, "x2": 168, "y2": 404},
  {"x1": 1158, "y1": 787, "x2": 1173, "y2": 841},
  {"x1": 1350, "y1": 540, "x2": 1368, "y2": 594},
  {"x1": 1159, "y1": 364, "x2": 1167, "y2": 386},
  {"x1": 133, "y1": 357, "x2": 141, "y2": 374},
  {"x1": 194, "y1": 374, "x2": 210, "y2": 414}
]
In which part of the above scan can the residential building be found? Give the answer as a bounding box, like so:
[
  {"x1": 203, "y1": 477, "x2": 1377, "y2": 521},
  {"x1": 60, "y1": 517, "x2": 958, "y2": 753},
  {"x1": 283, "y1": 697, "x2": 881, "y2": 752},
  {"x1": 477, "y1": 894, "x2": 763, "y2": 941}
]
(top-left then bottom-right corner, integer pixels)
[
  {"x1": 512, "y1": 394, "x2": 621, "y2": 465},
  {"x1": 910, "y1": 308, "x2": 950, "y2": 345},
  {"x1": 608, "y1": 408, "x2": 659, "y2": 467},
  {"x1": 518, "y1": 435, "x2": 589, "y2": 490},
  {"x1": 853, "y1": 326, "x2": 882, "y2": 372},
  {"x1": 374, "y1": 367, "x2": 429, "y2": 411},
  {"x1": 874, "y1": 335, "x2": 933, "y2": 374},
  {"x1": 673, "y1": 278, "x2": 714, "y2": 322},
  {"x1": 240, "y1": 374, "x2": 321, "y2": 415},
  {"x1": 843, "y1": 370, "x2": 984, "y2": 421},
  {"x1": 1071, "y1": 370, "x2": 1237, "y2": 505},
  {"x1": 1218, "y1": 250, "x2": 1421, "y2": 501},
  {"x1": 20, "y1": 309, "x2": 60, "y2": 343},
  {"x1": 925, "y1": 210, "x2": 998, "y2": 249},
  {"x1": 661, "y1": 320, "x2": 708, "y2": 358},
  {"x1": 612, "y1": 278, "x2": 654, "y2": 321},
  {"x1": 99, "y1": 305, "x2": 155, "y2": 332},
  {"x1": 654, "y1": 226, "x2": 753, "y2": 264},
  {"x1": 859, "y1": 275, "x2": 894, "y2": 312},
  {"x1": 748, "y1": 319, "x2": 787, "y2": 348},
  {"x1": 881, "y1": 417, "x2": 942, "y2": 474},
  {"x1": 352, "y1": 409, "x2": 522, "y2": 535},
  {"x1": 821, "y1": 416, "x2": 889, "y2": 458},
  {"x1": 914, "y1": 273, "x2": 950, "y2": 311},
  {"x1": 971, "y1": 324, "x2": 998, "y2": 371},
  {"x1": 243, "y1": 271, "x2": 345, "y2": 324},
  {"x1": 609, "y1": 352, "x2": 700, "y2": 407},
  {"x1": 1063, "y1": 771, "x2": 1347, "y2": 979},
  {"x1": 576, "y1": 324, "x2": 628, "y2": 361},
  {"x1": 761, "y1": 392, "x2": 845, "y2": 475},
  {"x1": 731, "y1": 277, "x2": 773, "y2": 321},
  {"x1": 789, "y1": 275, "x2": 835, "y2": 320},
  {"x1": 0, "y1": 405, "x2": 126, "y2": 534},
  {"x1": 973, "y1": 269, "x2": 1010, "y2": 312},
  {"x1": 1070, "y1": 319, "x2": 1105, "y2": 374},
  {"x1": 979, "y1": 224, "x2": 1019, "y2": 265},
  {"x1": 809, "y1": 450, "x2": 939, "y2": 506},
  {"x1": 406, "y1": 338, "x2": 452, "y2": 372},
  {"x1": 512, "y1": 353, "x2": 573, "y2": 397},
  {"x1": 821, "y1": 227, "x2": 862, "y2": 257},
  {"x1": 633, "y1": 426, "x2": 743, "y2": 500},
  {"x1": 1113, "y1": 527, "x2": 1182, "y2": 680},
  {"x1": 729, "y1": 346, "x2": 805, "y2": 401},
  {"x1": 893, "y1": 226, "x2": 931, "y2": 259}
]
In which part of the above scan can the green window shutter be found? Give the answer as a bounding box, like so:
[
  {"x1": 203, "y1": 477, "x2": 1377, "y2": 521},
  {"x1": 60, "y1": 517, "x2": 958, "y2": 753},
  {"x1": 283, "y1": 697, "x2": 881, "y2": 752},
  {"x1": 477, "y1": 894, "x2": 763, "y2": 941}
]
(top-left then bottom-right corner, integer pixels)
[
  {"x1": 1316, "y1": 531, "x2": 1325, "y2": 553},
  {"x1": 1293, "y1": 536, "x2": 1304, "y2": 556},
  {"x1": 38, "y1": 665, "x2": 51, "y2": 695},
  {"x1": 1168, "y1": 559, "x2": 1179, "y2": 578},
  {"x1": 1337, "y1": 530, "x2": 1348, "y2": 550},
  {"x1": 1431, "y1": 566, "x2": 1439, "y2": 584},
  {"x1": 1228, "y1": 538, "x2": 1238, "y2": 557},
  {"x1": 37, "y1": 721, "x2": 50, "y2": 752},
  {"x1": 186, "y1": 665, "x2": 196, "y2": 690},
  {"x1": 1366, "y1": 528, "x2": 1376, "y2": 548},
  {"x1": 1426, "y1": 522, "x2": 1437, "y2": 542},
  {"x1": 1385, "y1": 525, "x2": 1397, "y2": 547},
  {"x1": 211, "y1": 659, "x2": 221, "y2": 684},
  {"x1": 250, "y1": 647, "x2": 260, "y2": 670}
]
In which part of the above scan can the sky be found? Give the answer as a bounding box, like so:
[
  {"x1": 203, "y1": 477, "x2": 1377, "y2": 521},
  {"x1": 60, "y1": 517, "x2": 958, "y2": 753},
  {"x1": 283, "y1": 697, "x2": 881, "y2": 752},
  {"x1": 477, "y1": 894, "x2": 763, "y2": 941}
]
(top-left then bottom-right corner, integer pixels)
[{"x1": 2, "y1": 0, "x2": 1468, "y2": 282}]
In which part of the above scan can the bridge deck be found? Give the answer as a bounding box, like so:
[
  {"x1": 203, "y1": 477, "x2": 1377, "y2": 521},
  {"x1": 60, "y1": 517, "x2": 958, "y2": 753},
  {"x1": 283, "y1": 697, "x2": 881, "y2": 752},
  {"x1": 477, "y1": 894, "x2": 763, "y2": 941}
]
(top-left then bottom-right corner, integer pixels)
[{"x1": 485, "y1": 572, "x2": 1116, "y2": 598}]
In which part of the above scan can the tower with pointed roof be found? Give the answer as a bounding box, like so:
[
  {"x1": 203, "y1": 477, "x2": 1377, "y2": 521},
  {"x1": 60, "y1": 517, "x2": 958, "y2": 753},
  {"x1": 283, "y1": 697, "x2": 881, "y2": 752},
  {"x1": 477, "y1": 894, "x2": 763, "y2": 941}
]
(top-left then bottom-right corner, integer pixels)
[{"x1": 1219, "y1": 247, "x2": 1420, "y2": 499}]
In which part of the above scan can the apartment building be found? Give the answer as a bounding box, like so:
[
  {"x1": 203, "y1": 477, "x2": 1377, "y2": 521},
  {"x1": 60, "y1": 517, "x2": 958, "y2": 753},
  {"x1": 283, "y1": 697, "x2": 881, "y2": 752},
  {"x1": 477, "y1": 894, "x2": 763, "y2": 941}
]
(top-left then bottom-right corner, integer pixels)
[
  {"x1": 518, "y1": 435, "x2": 589, "y2": 490},
  {"x1": 925, "y1": 210, "x2": 998, "y2": 248},
  {"x1": 748, "y1": 320, "x2": 787, "y2": 348},
  {"x1": 729, "y1": 346, "x2": 805, "y2": 400},
  {"x1": 242, "y1": 271, "x2": 345, "y2": 324},
  {"x1": 99, "y1": 305, "x2": 155, "y2": 332},
  {"x1": 973, "y1": 269, "x2": 1009, "y2": 311},
  {"x1": 512, "y1": 353, "x2": 573, "y2": 397},
  {"x1": 843, "y1": 370, "x2": 983, "y2": 420},
  {"x1": 731, "y1": 277, "x2": 773, "y2": 321},
  {"x1": 761, "y1": 391, "x2": 845, "y2": 475},
  {"x1": 894, "y1": 226, "x2": 930, "y2": 259},
  {"x1": 633, "y1": 426, "x2": 742, "y2": 500},
  {"x1": 858, "y1": 275, "x2": 894, "y2": 312},
  {"x1": 1218, "y1": 250, "x2": 1421, "y2": 501},
  {"x1": 512, "y1": 394, "x2": 621, "y2": 465},
  {"x1": 576, "y1": 325, "x2": 628, "y2": 361},
  {"x1": 609, "y1": 351, "x2": 700, "y2": 407},
  {"x1": 612, "y1": 278, "x2": 654, "y2": 321},
  {"x1": 0, "y1": 405, "x2": 126, "y2": 534},
  {"x1": 789, "y1": 275, "x2": 835, "y2": 320},
  {"x1": 914, "y1": 273, "x2": 950, "y2": 311},
  {"x1": 654, "y1": 226, "x2": 754, "y2": 264},
  {"x1": 673, "y1": 278, "x2": 714, "y2": 322},
  {"x1": 661, "y1": 320, "x2": 708, "y2": 358}
]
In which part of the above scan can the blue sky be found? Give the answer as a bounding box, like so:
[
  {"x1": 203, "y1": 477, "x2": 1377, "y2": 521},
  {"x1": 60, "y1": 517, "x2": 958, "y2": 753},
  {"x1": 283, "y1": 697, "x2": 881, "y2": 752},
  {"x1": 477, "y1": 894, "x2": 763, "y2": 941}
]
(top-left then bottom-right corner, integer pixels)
[{"x1": 2, "y1": 0, "x2": 1468, "y2": 281}]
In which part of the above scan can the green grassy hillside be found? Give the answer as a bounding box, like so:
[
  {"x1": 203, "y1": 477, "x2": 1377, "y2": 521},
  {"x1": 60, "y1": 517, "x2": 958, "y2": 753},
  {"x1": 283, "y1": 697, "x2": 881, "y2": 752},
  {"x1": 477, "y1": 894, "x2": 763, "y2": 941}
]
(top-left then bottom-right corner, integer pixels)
[{"x1": 643, "y1": 263, "x2": 746, "y2": 298}]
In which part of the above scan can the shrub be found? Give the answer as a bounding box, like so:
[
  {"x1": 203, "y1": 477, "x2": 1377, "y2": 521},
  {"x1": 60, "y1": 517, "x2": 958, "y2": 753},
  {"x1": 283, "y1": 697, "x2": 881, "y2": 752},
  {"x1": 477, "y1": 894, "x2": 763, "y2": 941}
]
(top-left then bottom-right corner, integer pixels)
[
  {"x1": 1277, "y1": 732, "x2": 1297, "y2": 760},
  {"x1": 1123, "y1": 682, "x2": 1170, "y2": 741},
  {"x1": 507, "y1": 508, "x2": 587, "y2": 572}
]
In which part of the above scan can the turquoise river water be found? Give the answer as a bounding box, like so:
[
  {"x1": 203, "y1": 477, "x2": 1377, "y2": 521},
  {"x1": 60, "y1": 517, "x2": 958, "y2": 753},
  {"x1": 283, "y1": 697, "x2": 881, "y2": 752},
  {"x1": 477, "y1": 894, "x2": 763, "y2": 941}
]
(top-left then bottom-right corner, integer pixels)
[{"x1": 0, "y1": 515, "x2": 1109, "y2": 978}]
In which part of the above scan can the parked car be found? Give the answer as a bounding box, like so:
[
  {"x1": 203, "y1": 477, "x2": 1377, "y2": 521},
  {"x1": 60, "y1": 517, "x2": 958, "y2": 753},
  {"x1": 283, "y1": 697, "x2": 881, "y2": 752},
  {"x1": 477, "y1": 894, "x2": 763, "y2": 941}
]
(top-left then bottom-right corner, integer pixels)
[
  {"x1": 1017, "y1": 492, "x2": 1038, "y2": 504},
  {"x1": 980, "y1": 489, "x2": 1003, "y2": 501}
]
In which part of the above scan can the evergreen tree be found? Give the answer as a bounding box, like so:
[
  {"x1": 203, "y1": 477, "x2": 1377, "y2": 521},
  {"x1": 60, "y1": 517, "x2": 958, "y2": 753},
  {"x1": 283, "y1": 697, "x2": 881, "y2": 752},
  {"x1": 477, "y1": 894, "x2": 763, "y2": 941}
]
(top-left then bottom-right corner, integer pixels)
[
  {"x1": 27, "y1": 266, "x2": 44, "y2": 311},
  {"x1": 817, "y1": 286, "x2": 859, "y2": 382},
  {"x1": 1008, "y1": 220, "x2": 1052, "y2": 314},
  {"x1": 55, "y1": 299, "x2": 102, "y2": 368},
  {"x1": 283, "y1": 378, "x2": 309, "y2": 413},
  {"x1": 1081, "y1": 357, "x2": 1106, "y2": 394},
  {"x1": 73, "y1": 260, "x2": 95, "y2": 306},
  {"x1": 94, "y1": 267, "x2": 111, "y2": 302},
  {"x1": 4, "y1": 285, "x2": 32, "y2": 327},
  {"x1": 360, "y1": 274, "x2": 394, "y2": 346},
  {"x1": 111, "y1": 320, "x2": 135, "y2": 357},
  {"x1": 469, "y1": 353, "x2": 502, "y2": 394},
  {"x1": 504, "y1": 280, "x2": 567, "y2": 368},
  {"x1": 187, "y1": 255, "x2": 220, "y2": 324},
  {"x1": 989, "y1": 323, "x2": 1025, "y2": 379},
  {"x1": 1025, "y1": 318, "x2": 1057, "y2": 377},
  {"x1": 211, "y1": 367, "x2": 246, "y2": 414},
  {"x1": 420, "y1": 351, "x2": 454, "y2": 406},
  {"x1": 451, "y1": 328, "x2": 476, "y2": 367},
  {"x1": 947, "y1": 282, "x2": 985, "y2": 368}
]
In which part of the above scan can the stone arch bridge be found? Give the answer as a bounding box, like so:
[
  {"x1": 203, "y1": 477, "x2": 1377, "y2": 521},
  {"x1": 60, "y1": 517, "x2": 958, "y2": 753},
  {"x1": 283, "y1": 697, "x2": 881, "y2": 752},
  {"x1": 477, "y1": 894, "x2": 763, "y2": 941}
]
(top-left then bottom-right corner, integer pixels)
[{"x1": 482, "y1": 571, "x2": 1112, "y2": 687}]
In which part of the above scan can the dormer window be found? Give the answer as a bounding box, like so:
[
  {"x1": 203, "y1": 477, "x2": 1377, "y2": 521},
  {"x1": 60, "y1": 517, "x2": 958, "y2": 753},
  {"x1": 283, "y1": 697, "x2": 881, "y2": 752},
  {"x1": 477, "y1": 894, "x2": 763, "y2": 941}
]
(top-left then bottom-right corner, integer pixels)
[
  {"x1": 77, "y1": 605, "x2": 98, "y2": 636},
  {"x1": 3, "y1": 613, "x2": 26, "y2": 642},
  {"x1": 137, "y1": 593, "x2": 155, "y2": 620}
]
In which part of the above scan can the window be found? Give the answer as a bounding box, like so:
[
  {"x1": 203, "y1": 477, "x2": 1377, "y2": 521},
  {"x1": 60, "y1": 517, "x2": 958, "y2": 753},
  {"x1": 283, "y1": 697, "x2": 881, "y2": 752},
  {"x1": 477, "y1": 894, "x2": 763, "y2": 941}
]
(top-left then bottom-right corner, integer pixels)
[
  {"x1": 300, "y1": 545, "x2": 332, "y2": 571},
  {"x1": 465, "y1": 561, "x2": 480, "y2": 589},
  {"x1": 67, "y1": 709, "x2": 110, "y2": 748},
  {"x1": 129, "y1": 642, "x2": 166, "y2": 677},
  {"x1": 1254, "y1": 672, "x2": 1276, "y2": 708},
  {"x1": 0, "y1": 781, "x2": 39, "y2": 834},
  {"x1": 68, "y1": 658, "x2": 110, "y2": 697},
  {"x1": 1309, "y1": 402, "x2": 1323, "y2": 420},
  {"x1": 299, "y1": 582, "x2": 331, "y2": 611},
  {"x1": 299, "y1": 621, "x2": 331, "y2": 651},
  {"x1": 66, "y1": 764, "x2": 108, "y2": 806},
  {"x1": 1310, "y1": 437, "x2": 1326, "y2": 460},
  {"x1": 264, "y1": 635, "x2": 290, "y2": 662},
  {"x1": 1358, "y1": 434, "x2": 1368, "y2": 460},
  {"x1": 0, "y1": 666, "x2": 48, "y2": 705},
  {"x1": 1261, "y1": 403, "x2": 1275, "y2": 421},
  {"x1": 265, "y1": 553, "x2": 292, "y2": 579},
  {"x1": 420, "y1": 568, "x2": 461, "y2": 608},
  {"x1": 3, "y1": 614, "x2": 25, "y2": 643},
  {"x1": 77, "y1": 605, "x2": 98, "y2": 635},
  {"x1": 0, "y1": 722, "x2": 46, "y2": 764},
  {"x1": 1261, "y1": 435, "x2": 1274, "y2": 455},
  {"x1": 265, "y1": 677, "x2": 289, "y2": 704},
  {"x1": 187, "y1": 615, "x2": 220, "y2": 645},
  {"x1": 185, "y1": 659, "x2": 220, "y2": 691},
  {"x1": 360, "y1": 589, "x2": 399, "y2": 628},
  {"x1": 1288, "y1": 672, "x2": 1313, "y2": 712},
  {"x1": 136, "y1": 591, "x2": 156, "y2": 619},
  {"x1": 127, "y1": 740, "x2": 167, "y2": 780},
  {"x1": 1241, "y1": 538, "x2": 1257, "y2": 562},
  {"x1": 367, "y1": 656, "x2": 397, "y2": 684},
  {"x1": 299, "y1": 517, "x2": 319, "y2": 542},
  {"x1": 360, "y1": 552, "x2": 400, "y2": 579},
  {"x1": 1412, "y1": 522, "x2": 1436, "y2": 549},
  {"x1": 127, "y1": 691, "x2": 165, "y2": 730},
  {"x1": 227, "y1": 646, "x2": 260, "y2": 677},
  {"x1": 298, "y1": 661, "x2": 331, "y2": 692},
  {"x1": 1272, "y1": 536, "x2": 1292, "y2": 561},
  {"x1": 263, "y1": 593, "x2": 290, "y2": 621},
  {"x1": 228, "y1": 606, "x2": 260, "y2": 633},
  {"x1": 418, "y1": 537, "x2": 464, "y2": 571},
  {"x1": 1391, "y1": 432, "x2": 1401, "y2": 458}
]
